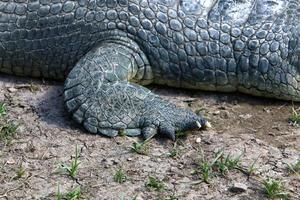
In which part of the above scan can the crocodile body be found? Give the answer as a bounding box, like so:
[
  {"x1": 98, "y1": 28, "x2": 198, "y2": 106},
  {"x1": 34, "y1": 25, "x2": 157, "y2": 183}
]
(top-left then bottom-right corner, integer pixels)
[{"x1": 1, "y1": 0, "x2": 300, "y2": 139}]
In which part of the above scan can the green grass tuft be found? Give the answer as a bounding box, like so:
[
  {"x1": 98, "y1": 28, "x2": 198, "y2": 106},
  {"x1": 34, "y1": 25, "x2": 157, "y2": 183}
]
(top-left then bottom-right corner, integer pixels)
[
  {"x1": 65, "y1": 187, "x2": 81, "y2": 200},
  {"x1": 146, "y1": 176, "x2": 165, "y2": 191},
  {"x1": 199, "y1": 162, "x2": 213, "y2": 184},
  {"x1": 113, "y1": 168, "x2": 127, "y2": 184},
  {"x1": 290, "y1": 107, "x2": 300, "y2": 124},
  {"x1": 131, "y1": 142, "x2": 147, "y2": 155},
  {"x1": 11, "y1": 165, "x2": 25, "y2": 180},
  {"x1": 61, "y1": 146, "x2": 81, "y2": 179},
  {"x1": 214, "y1": 150, "x2": 244, "y2": 174},
  {"x1": 57, "y1": 185, "x2": 81, "y2": 200},
  {"x1": 131, "y1": 140, "x2": 150, "y2": 155},
  {"x1": 0, "y1": 122, "x2": 19, "y2": 144},
  {"x1": 0, "y1": 103, "x2": 6, "y2": 117},
  {"x1": 197, "y1": 150, "x2": 223, "y2": 183},
  {"x1": 263, "y1": 179, "x2": 290, "y2": 200},
  {"x1": 194, "y1": 149, "x2": 245, "y2": 184},
  {"x1": 247, "y1": 156, "x2": 259, "y2": 177},
  {"x1": 0, "y1": 103, "x2": 19, "y2": 144},
  {"x1": 168, "y1": 147, "x2": 180, "y2": 158},
  {"x1": 168, "y1": 142, "x2": 181, "y2": 158},
  {"x1": 286, "y1": 159, "x2": 300, "y2": 173}
]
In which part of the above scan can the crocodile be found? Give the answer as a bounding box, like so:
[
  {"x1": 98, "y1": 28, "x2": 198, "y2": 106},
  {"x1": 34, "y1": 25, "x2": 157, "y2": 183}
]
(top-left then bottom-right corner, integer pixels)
[{"x1": 0, "y1": 0, "x2": 299, "y2": 140}]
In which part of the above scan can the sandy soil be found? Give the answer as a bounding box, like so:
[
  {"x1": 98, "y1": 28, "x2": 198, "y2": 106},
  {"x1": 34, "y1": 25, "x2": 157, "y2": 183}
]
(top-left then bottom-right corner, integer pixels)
[{"x1": 0, "y1": 74, "x2": 299, "y2": 200}]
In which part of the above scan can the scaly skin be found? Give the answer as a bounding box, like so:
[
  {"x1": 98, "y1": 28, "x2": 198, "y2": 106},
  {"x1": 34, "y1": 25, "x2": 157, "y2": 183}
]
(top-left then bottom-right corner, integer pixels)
[{"x1": 0, "y1": 0, "x2": 300, "y2": 139}]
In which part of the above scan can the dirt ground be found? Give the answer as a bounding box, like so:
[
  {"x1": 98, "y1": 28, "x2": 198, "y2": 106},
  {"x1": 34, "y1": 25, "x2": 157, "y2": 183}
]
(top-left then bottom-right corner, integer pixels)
[{"x1": 0, "y1": 74, "x2": 299, "y2": 200}]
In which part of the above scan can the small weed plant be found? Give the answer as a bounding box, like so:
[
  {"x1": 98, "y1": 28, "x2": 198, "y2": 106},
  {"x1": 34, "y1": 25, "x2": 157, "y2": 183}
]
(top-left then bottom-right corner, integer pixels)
[
  {"x1": 11, "y1": 165, "x2": 25, "y2": 180},
  {"x1": 61, "y1": 146, "x2": 81, "y2": 179},
  {"x1": 57, "y1": 185, "x2": 81, "y2": 200},
  {"x1": 0, "y1": 122, "x2": 18, "y2": 144},
  {"x1": 0, "y1": 102, "x2": 19, "y2": 144},
  {"x1": 195, "y1": 149, "x2": 245, "y2": 184},
  {"x1": 0, "y1": 103, "x2": 6, "y2": 117},
  {"x1": 131, "y1": 136, "x2": 153, "y2": 155},
  {"x1": 168, "y1": 147, "x2": 180, "y2": 158},
  {"x1": 286, "y1": 159, "x2": 300, "y2": 173},
  {"x1": 247, "y1": 156, "x2": 259, "y2": 176},
  {"x1": 290, "y1": 107, "x2": 300, "y2": 124},
  {"x1": 197, "y1": 150, "x2": 223, "y2": 183},
  {"x1": 168, "y1": 142, "x2": 181, "y2": 158},
  {"x1": 147, "y1": 176, "x2": 165, "y2": 191},
  {"x1": 263, "y1": 179, "x2": 289, "y2": 200},
  {"x1": 114, "y1": 168, "x2": 127, "y2": 183},
  {"x1": 214, "y1": 150, "x2": 244, "y2": 174}
]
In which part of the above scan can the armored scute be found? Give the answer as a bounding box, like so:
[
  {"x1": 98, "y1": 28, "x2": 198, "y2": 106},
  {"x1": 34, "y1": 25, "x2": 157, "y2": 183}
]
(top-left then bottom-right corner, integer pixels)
[{"x1": 0, "y1": 0, "x2": 299, "y2": 139}]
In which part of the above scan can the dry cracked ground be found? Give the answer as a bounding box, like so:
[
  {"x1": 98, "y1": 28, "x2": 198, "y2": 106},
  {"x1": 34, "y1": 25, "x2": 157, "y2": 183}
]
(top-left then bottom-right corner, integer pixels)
[{"x1": 0, "y1": 74, "x2": 299, "y2": 200}]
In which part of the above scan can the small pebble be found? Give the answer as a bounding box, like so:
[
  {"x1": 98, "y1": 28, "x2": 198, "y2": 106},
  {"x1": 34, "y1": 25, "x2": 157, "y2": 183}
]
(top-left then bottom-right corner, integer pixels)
[
  {"x1": 239, "y1": 114, "x2": 252, "y2": 119},
  {"x1": 196, "y1": 137, "x2": 201, "y2": 143},
  {"x1": 6, "y1": 158, "x2": 16, "y2": 165},
  {"x1": 7, "y1": 87, "x2": 17, "y2": 93},
  {"x1": 229, "y1": 182, "x2": 248, "y2": 193},
  {"x1": 213, "y1": 111, "x2": 220, "y2": 115}
]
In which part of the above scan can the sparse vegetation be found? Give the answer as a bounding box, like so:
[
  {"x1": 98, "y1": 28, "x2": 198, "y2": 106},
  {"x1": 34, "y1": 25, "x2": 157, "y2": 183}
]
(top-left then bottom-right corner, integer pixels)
[
  {"x1": 1, "y1": 80, "x2": 300, "y2": 199},
  {"x1": 214, "y1": 150, "x2": 244, "y2": 174},
  {"x1": 168, "y1": 142, "x2": 181, "y2": 158},
  {"x1": 194, "y1": 149, "x2": 245, "y2": 183},
  {"x1": 196, "y1": 150, "x2": 223, "y2": 183},
  {"x1": 289, "y1": 107, "x2": 300, "y2": 124},
  {"x1": 0, "y1": 122, "x2": 19, "y2": 144},
  {"x1": 198, "y1": 161, "x2": 213, "y2": 184},
  {"x1": 146, "y1": 176, "x2": 165, "y2": 191},
  {"x1": 0, "y1": 102, "x2": 19, "y2": 144},
  {"x1": 286, "y1": 159, "x2": 300, "y2": 173},
  {"x1": 113, "y1": 168, "x2": 127, "y2": 183},
  {"x1": 11, "y1": 164, "x2": 25, "y2": 180},
  {"x1": 131, "y1": 141, "x2": 149, "y2": 155},
  {"x1": 194, "y1": 150, "x2": 298, "y2": 199},
  {"x1": 64, "y1": 187, "x2": 81, "y2": 200},
  {"x1": 246, "y1": 156, "x2": 259, "y2": 177},
  {"x1": 57, "y1": 185, "x2": 81, "y2": 200},
  {"x1": 131, "y1": 138, "x2": 151, "y2": 155},
  {"x1": 168, "y1": 147, "x2": 180, "y2": 158},
  {"x1": 57, "y1": 148, "x2": 85, "y2": 199},
  {"x1": 57, "y1": 185, "x2": 63, "y2": 200},
  {"x1": 263, "y1": 179, "x2": 290, "y2": 200},
  {"x1": 0, "y1": 103, "x2": 6, "y2": 117},
  {"x1": 61, "y1": 146, "x2": 81, "y2": 179}
]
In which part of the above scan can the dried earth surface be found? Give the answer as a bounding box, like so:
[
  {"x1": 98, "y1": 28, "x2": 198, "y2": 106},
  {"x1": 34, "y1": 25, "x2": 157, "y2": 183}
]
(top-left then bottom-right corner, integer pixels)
[{"x1": 0, "y1": 74, "x2": 299, "y2": 200}]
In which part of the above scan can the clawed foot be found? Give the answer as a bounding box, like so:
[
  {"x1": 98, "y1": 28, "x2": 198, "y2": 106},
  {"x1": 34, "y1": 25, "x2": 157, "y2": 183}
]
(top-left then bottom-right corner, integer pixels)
[
  {"x1": 63, "y1": 41, "x2": 210, "y2": 141},
  {"x1": 64, "y1": 79, "x2": 209, "y2": 140},
  {"x1": 137, "y1": 96, "x2": 210, "y2": 140}
]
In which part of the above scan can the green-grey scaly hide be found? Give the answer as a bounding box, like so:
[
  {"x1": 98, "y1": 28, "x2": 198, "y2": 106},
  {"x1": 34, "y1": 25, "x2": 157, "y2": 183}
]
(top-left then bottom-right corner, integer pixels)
[{"x1": 0, "y1": 0, "x2": 299, "y2": 139}]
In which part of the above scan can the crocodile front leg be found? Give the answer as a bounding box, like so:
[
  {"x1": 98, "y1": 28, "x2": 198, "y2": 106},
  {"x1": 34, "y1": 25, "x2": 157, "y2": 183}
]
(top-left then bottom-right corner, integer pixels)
[{"x1": 63, "y1": 39, "x2": 208, "y2": 140}]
